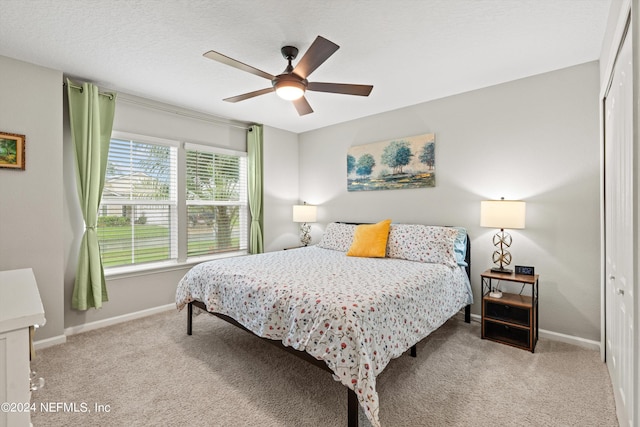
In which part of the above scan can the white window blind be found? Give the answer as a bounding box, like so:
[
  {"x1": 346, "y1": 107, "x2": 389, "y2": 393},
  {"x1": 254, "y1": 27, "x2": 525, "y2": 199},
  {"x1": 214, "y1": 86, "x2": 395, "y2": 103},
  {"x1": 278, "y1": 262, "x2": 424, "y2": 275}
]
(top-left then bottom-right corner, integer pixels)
[
  {"x1": 185, "y1": 145, "x2": 248, "y2": 258},
  {"x1": 98, "y1": 138, "x2": 177, "y2": 267}
]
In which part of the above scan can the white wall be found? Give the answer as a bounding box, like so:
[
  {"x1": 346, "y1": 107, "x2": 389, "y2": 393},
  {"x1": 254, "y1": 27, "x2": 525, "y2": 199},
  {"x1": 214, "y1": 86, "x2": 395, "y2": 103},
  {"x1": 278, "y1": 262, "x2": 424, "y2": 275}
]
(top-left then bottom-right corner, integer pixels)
[
  {"x1": 0, "y1": 55, "x2": 64, "y2": 341},
  {"x1": 262, "y1": 125, "x2": 300, "y2": 251},
  {"x1": 299, "y1": 62, "x2": 601, "y2": 341}
]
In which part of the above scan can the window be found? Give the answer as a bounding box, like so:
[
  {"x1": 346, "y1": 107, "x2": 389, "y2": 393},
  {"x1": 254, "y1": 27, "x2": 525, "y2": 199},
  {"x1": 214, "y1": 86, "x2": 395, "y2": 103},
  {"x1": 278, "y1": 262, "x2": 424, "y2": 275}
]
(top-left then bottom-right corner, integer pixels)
[
  {"x1": 186, "y1": 144, "x2": 248, "y2": 258},
  {"x1": 97, "y1": 133, "x2": 247, "y2": 270},
  {"x1": 99, "y1": 137, "x2": 177, "y2": 267}
]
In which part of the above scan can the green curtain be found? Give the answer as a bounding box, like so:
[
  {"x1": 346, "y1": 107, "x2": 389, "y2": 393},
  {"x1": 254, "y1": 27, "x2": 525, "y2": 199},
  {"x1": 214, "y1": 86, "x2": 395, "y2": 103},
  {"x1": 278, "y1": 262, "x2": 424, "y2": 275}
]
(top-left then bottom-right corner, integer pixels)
[
  {"x1": 67, "y1": 79, "x2": 117, "y2": 310},
  {"x1": 247, "y1": 124, "x2": 264, "y2": 254}
]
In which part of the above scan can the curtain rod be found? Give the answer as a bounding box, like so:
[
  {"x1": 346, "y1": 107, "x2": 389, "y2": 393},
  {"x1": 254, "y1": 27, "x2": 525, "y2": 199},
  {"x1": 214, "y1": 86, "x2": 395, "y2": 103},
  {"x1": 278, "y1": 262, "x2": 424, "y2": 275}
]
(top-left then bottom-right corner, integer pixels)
[
  {"x1": 64, "y1": 82, "x2": 115, "y2": 100},
  {"x1": 63, "y1": 82, "x2": 253, "y2": 131}
]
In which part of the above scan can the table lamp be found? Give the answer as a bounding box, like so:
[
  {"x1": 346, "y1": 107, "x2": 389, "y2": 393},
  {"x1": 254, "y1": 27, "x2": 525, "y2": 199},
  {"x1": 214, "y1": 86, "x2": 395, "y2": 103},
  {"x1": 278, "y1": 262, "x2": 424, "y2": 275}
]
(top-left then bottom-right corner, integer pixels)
[
  {"x1": 292, "y1": 202, "x2": 317, "y2": 246},
  {"x1": 480, "y1": 198, "x2": 526, "y2": 276}
]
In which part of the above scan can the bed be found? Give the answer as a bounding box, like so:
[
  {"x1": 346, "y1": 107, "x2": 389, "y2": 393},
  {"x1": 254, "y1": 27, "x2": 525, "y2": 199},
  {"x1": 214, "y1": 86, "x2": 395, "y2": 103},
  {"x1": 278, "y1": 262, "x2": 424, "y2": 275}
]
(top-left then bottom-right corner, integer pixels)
[{"x1": 176, "y1": 222, "x2": 472, "y2": 427}]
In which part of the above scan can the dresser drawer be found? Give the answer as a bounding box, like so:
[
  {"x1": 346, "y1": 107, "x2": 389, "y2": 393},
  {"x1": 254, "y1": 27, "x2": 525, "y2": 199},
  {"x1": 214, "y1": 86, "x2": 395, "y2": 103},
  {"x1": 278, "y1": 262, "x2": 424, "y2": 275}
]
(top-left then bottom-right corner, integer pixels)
[
  {"x1": 484, "y1": 320, "x2": 530, "y2": 348},
  {"x1": 484, "y1": 300, "x2": 530, "y2": 327}
]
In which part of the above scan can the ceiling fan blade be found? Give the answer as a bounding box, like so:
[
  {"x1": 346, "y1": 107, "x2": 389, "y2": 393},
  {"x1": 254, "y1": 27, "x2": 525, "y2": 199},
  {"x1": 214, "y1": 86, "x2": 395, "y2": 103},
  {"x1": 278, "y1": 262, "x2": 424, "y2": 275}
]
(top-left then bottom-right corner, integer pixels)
[
  {"x1": 293, "y1": 96, "x2": 313, "y2": 116},
  {"x1": 223, "y1": 87, "x2": 275, "y2": 103},
  {"x1": 292, "y1": 36, "x2": 339, "y2": 79},
  {"x1": 204, "y1": 50, "x2": 275, "y2": 80},
  {"x1": 307, "y1": 82, "x2": 373, "y2": 97}
]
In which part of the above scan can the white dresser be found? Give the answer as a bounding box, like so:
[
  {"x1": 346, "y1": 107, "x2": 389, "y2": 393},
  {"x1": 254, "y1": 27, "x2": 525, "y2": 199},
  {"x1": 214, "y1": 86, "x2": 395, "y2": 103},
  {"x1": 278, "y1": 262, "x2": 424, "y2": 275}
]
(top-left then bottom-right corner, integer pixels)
[{"x1": 0, "y1": 269, "x2": 46, "y2": 427}]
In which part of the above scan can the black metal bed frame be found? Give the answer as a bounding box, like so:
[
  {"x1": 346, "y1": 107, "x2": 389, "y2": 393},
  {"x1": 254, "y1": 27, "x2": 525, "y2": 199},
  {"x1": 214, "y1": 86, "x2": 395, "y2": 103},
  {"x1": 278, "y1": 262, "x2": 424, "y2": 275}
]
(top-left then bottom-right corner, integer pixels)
[{"x1": 186, "y1": 235, "x2": 471, "y2": 427}]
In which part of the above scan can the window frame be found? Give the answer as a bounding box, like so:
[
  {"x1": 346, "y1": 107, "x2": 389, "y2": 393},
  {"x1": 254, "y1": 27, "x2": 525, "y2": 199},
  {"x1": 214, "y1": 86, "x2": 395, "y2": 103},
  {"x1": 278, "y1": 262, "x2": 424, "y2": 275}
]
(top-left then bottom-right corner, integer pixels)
[
  {"x1": 102, "y1": 131, "x2": 249, "y2": 278},
  {"x1": 184, "y1": 142, "x2": 249, "y2": 261}
]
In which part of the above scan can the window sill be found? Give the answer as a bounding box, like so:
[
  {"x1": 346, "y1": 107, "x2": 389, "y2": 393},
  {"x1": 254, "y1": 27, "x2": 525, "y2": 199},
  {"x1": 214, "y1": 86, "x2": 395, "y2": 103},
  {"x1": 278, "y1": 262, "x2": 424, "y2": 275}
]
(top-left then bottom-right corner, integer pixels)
[{"x1": 104, "y1": 250, "x2": 248, "y2": 280}]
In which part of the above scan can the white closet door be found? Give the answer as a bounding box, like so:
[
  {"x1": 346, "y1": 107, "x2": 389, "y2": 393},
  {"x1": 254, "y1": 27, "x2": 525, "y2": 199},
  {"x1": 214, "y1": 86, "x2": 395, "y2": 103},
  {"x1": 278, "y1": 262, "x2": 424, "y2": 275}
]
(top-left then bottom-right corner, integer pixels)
[{"x1": 604, "y1": 27, "x2": 634, "y2": 427}]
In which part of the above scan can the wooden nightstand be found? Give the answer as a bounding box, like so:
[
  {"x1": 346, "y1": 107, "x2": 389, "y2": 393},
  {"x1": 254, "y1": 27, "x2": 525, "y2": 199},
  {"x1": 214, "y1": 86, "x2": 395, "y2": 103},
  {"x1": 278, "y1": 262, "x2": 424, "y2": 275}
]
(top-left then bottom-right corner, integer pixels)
[{"x1": 481, "y1": 269, "x2": 539, "y2": 352}]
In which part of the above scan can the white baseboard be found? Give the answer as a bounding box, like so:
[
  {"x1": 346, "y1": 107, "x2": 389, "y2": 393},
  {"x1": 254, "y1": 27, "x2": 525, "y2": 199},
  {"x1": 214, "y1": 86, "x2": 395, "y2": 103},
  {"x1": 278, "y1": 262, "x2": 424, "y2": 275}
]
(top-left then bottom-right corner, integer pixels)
[
  {"x1": 33, "y1": 303, "x2": 175, "y2": 350},
  {"x1": 469, "y1": 313, "x2": 601, "y2": 351},
  {"x1": 63, "y1": 303, "x2": 175, "y2": 336},
  {"x1": 538, "y1": 329, "x2": 601, "y2": 351},
  {"x1": 33, "y1": 334, "x2": 67, "y2": 351}
]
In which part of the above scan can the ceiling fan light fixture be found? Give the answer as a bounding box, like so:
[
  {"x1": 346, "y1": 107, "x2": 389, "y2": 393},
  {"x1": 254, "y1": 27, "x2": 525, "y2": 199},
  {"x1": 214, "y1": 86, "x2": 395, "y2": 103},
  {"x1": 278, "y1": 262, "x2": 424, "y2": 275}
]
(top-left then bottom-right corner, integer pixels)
[
  {"x1": 275, "y1": 80, "x2": 305, "y2": 100},
  {"x1": 204, "y1": 36, "x2": 373, "y2": 115}
]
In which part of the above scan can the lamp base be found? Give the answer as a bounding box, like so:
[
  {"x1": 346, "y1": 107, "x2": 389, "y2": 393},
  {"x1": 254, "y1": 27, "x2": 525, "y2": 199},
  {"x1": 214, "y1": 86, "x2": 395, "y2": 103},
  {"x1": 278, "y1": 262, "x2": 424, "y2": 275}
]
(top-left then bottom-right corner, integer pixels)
[
  {"x1": 299, "y1": 222, "x2": 311, "y2": 246},
  {"x1": 490, "y1": 267, "x2": 513, "y2": 274}
]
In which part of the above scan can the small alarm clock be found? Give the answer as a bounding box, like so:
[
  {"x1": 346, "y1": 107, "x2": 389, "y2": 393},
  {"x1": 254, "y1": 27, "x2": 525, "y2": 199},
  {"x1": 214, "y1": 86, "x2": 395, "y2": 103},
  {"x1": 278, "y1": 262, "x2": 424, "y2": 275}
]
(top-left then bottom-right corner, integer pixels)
[{"x1": 515, "y1": 265, "x2": 535, "y2": 276}]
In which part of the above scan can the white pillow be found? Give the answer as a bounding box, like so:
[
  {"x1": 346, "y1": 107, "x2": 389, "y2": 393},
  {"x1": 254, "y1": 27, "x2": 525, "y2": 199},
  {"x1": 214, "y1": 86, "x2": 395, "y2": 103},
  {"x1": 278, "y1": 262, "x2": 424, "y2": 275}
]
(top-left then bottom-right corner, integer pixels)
[
  {"x1": 317, "y1": 222, "x2": 356, "y2": 252},
  {"x1": 386, "y1": 224, "x2": 459, "y2": 267}
]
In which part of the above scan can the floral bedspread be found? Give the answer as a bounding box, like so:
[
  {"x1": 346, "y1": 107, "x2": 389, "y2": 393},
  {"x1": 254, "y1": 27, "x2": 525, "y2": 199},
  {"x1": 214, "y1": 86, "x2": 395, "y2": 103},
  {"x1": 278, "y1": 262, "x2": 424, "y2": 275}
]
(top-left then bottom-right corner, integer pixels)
[{"x1": 176, "y1": 246, "x2": 471, "y2": 427}]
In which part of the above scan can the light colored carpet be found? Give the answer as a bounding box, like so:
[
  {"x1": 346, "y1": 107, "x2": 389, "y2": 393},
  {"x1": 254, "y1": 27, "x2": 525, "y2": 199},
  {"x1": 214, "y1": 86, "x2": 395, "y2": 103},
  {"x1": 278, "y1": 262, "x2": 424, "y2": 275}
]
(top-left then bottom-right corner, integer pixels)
[{"x1": 30, "y1": 309, "x2": 618, "y2": 426}]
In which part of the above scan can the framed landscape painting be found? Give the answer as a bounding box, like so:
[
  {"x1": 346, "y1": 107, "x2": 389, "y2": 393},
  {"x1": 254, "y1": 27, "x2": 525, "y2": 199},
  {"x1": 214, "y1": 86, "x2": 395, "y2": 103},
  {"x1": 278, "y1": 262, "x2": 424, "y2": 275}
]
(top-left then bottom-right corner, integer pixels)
[
  {"x1": 347, "y1": 133, "x2": 435, "y2": 191},
  {"x1": 0, "y1": 132, "x2": 25, "y2": 170}
]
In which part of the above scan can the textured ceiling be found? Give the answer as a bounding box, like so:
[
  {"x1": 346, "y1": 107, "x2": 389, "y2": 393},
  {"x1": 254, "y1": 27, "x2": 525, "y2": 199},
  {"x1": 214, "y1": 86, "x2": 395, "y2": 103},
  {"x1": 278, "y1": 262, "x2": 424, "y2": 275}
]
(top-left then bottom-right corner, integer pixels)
[{"x1": 0, "y1": 0, "x2": 611, "y2": 134}]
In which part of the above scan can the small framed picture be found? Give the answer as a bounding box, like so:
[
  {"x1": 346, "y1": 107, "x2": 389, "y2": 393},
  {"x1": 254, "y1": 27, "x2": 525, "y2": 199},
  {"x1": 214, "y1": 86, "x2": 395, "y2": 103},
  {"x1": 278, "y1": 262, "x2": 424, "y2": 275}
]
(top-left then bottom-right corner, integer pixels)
[{"x1": 0, "y1": 132, "x2": 25, "y2": 170}]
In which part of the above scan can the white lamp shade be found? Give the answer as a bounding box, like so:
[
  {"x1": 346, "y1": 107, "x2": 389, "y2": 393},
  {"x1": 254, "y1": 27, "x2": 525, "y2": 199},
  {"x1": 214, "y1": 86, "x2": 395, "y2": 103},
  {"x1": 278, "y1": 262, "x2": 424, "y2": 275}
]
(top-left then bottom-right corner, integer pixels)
[
  {"x1": 480, "y1": 200, "x2": 526, "y2": 229},
  {"x1": 276, "y1": 84, "x2": 305, "y2": 100},
  {"x1": 293, "y1": 205, "x2": 317, "y2": 223}
]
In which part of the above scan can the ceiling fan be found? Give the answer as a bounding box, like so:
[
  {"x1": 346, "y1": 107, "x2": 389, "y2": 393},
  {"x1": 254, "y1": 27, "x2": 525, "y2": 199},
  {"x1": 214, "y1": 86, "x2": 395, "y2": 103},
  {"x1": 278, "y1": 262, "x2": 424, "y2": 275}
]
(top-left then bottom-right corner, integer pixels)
[{"x1": 203, "y1": 35, "x2": 373, "y2": 116}]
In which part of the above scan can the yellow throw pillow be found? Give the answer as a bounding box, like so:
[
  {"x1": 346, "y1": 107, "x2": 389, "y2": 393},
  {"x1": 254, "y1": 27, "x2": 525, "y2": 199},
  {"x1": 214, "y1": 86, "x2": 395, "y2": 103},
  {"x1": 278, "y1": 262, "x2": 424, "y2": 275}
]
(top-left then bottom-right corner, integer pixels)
[{"x1": 347, "y1": 219, "x2": 392, "y2": 258}]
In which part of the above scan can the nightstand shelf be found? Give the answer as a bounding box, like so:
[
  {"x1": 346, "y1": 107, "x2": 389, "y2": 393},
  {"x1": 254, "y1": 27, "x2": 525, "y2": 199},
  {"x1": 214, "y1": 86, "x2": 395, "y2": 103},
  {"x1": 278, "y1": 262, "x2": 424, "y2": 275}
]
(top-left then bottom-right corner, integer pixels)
[{"x1": 481, "y1": 270, "x2": 538, "y2": 352}]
